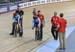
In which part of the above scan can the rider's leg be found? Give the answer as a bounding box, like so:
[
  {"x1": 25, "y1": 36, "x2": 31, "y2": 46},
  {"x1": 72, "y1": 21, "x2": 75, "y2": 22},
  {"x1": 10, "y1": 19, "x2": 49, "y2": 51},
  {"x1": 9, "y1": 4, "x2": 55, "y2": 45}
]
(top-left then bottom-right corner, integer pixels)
[
  {"x1": 18, "y1": 24, "x2": 23, "y2": 37},
  {"x1": 14, "y1": 23, "x2": 18, "y2": 37}
]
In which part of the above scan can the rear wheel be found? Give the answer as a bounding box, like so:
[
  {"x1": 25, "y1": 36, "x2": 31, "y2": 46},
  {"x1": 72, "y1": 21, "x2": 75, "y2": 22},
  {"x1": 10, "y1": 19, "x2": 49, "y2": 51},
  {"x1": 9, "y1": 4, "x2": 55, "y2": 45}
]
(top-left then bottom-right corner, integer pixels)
[{"x1": 35, "y1": 27, "x2": 39, "y2": 40}]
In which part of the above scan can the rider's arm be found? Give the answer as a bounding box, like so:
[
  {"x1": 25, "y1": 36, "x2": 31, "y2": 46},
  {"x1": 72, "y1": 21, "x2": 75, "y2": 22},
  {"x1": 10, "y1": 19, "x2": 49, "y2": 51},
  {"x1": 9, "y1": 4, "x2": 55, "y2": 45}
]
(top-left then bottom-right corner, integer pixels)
[
  {"x1": 32, "y1": 19, "x2": 34, "y2": 28},
  {"x1": 12, "y1": 16, "x2": 15, "y2": 23},
  {"x1": 17, "y1": 15, "x2": 20, "y2": 24},
  {"x1": 38, "y1": 18, "x2": 41, "y2": 28}
]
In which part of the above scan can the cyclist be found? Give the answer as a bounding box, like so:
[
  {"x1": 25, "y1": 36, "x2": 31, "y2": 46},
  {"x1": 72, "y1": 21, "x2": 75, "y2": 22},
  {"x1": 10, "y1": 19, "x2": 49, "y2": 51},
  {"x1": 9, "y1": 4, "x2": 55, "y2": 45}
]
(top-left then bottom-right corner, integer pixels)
[
  {"x1": 32, "y1": 14, "x2": 41, "y2": 41},
  {"x1": 13, "y1": 12, "x2": 22, "y2": 37},
  {"x1": 10, "y1": 7, "x2": 24, "y2": 37}
]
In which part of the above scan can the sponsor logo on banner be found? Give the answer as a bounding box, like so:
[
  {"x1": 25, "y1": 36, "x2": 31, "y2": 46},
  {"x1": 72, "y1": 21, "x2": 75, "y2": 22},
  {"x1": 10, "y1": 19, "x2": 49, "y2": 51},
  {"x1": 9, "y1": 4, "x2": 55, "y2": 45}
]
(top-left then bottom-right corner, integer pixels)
[
  {"x1": 57, "y1": 0, "x2": 61, "y2": 2},
  {"x1": 52, "y1": 0, "x2": 56, "y2": 2},
  {"x1": 40, "y1": 1, "x2": 44, "y2": 4},
  {"x1": 28, "y1": 2, "x2": 32, "y2": 6},
  {"x1": 32, "y1": 1, "x2": 37, "y2": 5},
  {"x1": 19, "y1": 3, "x2": 24, "y2": 8},
  {"x1": 9, "y1": 5, "x2": 17, "y2": 10},
  {"x1": 37, "y1": 1, "x2": 40, "y2": 5},
  {"x1": 41, "y1": 1, "x2": 45, "y2": 3},
  {"x1": 24, "y1": 3, "x2": 27, "y2": 7},
  {"x1": 0, "y1": 0, "x2": 64, "y2": 13},
  {"x1": 32, "y1": 1, "x2": 36, "y2": 5},
  {"x1": 0, "y1": 7, "x2": 7, "y2": 13},
  {"x1": 47, "y1": 0, "x2": 51, "y2": 3}
]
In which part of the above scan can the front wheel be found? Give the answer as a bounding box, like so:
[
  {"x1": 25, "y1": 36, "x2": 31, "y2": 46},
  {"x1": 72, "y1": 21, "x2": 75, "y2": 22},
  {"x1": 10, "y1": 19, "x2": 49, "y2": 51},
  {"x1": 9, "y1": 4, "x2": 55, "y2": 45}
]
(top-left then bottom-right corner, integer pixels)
[
  {"x1": 35, "y1": 27, "x2": 39, "y2": 40},
  {"x1": 14, "y1": 25, "x2": 17, "y2": 37}
]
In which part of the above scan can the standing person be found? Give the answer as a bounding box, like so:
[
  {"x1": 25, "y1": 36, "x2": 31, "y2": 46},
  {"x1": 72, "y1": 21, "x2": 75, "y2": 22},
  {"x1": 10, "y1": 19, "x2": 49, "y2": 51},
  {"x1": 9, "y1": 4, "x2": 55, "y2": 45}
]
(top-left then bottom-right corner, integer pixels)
[
  {"x1": 10, "y1": 13, "x2": 17, "y2": 36},
  {"x1": 32, "y1": 14, "x2": 41, "y2": 41},
  {"x1": 14, "y1": 12, "x2": 22, "y2": 37},
  {"x1": 32, "y1": 8, "x2": 37, "y2": 20},
  {"x1": 10, "y1": 12, "x2": 22, "y2": 37},
  {"x1": 37, "y1": 10, "x2": 45, "y2": 41},
  {"x1": 10, "y1": 7, "x2": 24, "y2": 37},
  {"x1": 51, "y1": 12, "x2": 59, "y2": 40},
  {"x1": 58, "y1": 13, "x2": 67, "y2": 50},
  {"x1": 33, "y1": 8, "x2": 37, "y2": 16},
  {"x1": 15, "y1": 8, "x2": 24, "y2": 37}
]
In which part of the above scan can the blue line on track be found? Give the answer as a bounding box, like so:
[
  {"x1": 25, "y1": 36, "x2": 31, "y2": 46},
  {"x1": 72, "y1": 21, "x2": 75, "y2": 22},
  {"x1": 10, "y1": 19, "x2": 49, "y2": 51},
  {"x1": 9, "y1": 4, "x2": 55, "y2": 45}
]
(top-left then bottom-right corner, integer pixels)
[{"x1": 37, "y1": 26, "x2": 75, "y2": 52}]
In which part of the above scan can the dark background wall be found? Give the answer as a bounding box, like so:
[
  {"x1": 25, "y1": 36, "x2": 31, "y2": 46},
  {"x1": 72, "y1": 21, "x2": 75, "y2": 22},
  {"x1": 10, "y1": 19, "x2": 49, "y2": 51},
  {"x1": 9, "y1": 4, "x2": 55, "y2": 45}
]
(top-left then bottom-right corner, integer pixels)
[{"x1": 0, "y1": 0, "x2": 37, "y2": 4}]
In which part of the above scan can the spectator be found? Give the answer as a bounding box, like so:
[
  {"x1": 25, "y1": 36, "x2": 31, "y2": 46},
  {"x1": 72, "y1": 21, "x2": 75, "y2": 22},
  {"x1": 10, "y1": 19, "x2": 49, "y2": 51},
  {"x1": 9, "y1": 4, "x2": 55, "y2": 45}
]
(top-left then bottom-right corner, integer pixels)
[
  {"x1": 37, "y1": 10, "x2": 45, "y2": 41},
  {"x1": 51, "y1": 12, "x2": 59, "y2": 40},
  {"x1": 58, "y1": 13, "x2": 67, "y2": 50}
]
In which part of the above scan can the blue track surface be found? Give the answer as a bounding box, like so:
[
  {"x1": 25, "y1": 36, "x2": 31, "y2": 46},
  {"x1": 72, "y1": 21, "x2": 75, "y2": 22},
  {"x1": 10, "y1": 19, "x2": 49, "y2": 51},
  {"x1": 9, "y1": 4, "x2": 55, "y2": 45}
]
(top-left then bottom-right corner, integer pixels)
[{"x1": 37, "y1": 26, "x2": 75, "y2": 52}]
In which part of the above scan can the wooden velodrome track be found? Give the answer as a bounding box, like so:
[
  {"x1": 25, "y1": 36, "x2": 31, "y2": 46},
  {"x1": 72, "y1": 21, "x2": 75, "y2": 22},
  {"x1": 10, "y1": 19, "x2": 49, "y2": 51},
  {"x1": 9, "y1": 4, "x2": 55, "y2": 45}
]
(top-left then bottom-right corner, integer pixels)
[{"x1": 0, "y1": 0, "x2": 75, "y2": 52}]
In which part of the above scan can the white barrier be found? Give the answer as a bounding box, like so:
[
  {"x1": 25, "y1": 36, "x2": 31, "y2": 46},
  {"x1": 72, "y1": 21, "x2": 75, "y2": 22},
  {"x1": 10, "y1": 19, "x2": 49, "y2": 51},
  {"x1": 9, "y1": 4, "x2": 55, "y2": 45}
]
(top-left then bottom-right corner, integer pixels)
[
  {"x1": 0, "y1": 0, "x2": 70, "y2": 13},
  {"x1": 0, "y1": 7, "x2": 7, "y2": 13},
  {"x1": 9, "y1": 5, "x2": 17, "y2": 10},
  {"x1": 19, "y1": 0, "x2": 62, "y2": 8}
]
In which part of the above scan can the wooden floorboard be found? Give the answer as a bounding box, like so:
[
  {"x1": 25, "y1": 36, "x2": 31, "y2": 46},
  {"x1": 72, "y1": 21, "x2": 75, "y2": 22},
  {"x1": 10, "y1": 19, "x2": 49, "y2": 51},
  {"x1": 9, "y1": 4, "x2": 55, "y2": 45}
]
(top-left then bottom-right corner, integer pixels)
[{"x1": 0, "y1": 1, "x2": 75, "y2": 52}]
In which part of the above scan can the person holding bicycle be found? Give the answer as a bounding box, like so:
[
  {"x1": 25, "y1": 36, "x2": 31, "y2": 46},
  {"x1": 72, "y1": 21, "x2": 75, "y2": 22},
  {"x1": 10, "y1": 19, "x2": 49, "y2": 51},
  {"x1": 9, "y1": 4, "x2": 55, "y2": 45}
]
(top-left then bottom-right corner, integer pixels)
[
  {"x1": 10, "y1": 7, "x2": 24, "y2": 37},
  {"x1": 32, "y1": 14, "x2": 41, "y2": 41}
]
